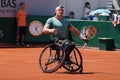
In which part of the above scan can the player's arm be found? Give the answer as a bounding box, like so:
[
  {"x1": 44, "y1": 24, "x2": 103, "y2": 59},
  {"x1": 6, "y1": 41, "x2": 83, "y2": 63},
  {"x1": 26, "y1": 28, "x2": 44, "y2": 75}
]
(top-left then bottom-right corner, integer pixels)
[
  {"x1": 68, "y1": 26, "x2": 80, "y2": 36},
  {"x1": 68, "y1": 26, "x2": 86, "y2": 40},
  {"x1": 42, "y1": 26, "x2": 57, "y2": 34},
  {"x1": 42, "y1": 18, "x2": 57, "y2": 34}
]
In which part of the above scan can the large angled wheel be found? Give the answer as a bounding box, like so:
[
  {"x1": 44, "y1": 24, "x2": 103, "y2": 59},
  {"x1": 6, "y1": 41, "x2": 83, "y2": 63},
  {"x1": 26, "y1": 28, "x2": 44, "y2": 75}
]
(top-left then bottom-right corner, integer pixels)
[
  {"x1": 63, "y1": 47, "x2": 83, "y2": 72},
  {"x1": 39, "y1": 43, "x2": 65, "y2": 73}
]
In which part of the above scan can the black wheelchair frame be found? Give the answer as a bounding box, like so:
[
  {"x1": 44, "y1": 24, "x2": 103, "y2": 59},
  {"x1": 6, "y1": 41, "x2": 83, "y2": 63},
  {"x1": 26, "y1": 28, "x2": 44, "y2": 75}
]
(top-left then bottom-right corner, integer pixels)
[{"x1": 39, "y1": 40, "x2": 83, "y2": 73}]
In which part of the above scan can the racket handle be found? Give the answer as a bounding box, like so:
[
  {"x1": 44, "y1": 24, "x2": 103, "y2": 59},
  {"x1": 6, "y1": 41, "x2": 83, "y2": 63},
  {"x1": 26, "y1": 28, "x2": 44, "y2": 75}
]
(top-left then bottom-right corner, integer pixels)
[{"x1": 82, "y1": 42, "x2": 87, "y2": 50}]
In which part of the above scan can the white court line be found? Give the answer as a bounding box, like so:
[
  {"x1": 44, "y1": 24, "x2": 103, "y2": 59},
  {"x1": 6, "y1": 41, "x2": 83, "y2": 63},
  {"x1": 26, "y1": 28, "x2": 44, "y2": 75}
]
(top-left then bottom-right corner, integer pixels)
[
  {"x1": 83, "y1": 59, "x2": 104, "y2": 62},
  {"x1": 28, "y1": 59, "x2": 120, "y2": 63},
  {"x1": 0, "y1": 61, "x2": 38, "y2": 64},
  {"x1": 83, "y1": 59, "x2": 120, "y2": 62},
  {"x1": 27, "y1": 61, "x2": 38, "y2": 63}
]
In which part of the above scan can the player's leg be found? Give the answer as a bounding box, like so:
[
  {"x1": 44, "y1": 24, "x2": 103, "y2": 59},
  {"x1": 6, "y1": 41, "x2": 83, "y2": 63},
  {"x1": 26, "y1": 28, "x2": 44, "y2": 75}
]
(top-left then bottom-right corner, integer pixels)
[
  {"x1": 63, "y1": 46, "x2": 83, "y2": 72},
  {"x1": 62, "y1": 40, "x2": 74, "y2": 63}
]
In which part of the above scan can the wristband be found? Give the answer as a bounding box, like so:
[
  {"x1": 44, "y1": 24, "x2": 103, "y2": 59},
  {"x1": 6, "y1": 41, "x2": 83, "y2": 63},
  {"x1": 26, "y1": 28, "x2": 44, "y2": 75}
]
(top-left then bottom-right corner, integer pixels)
[
  {"x1": 79, "y1": 34, "x2": 86, "y2": 39},
  {"x1": 49, "y1": 29, "x2": 52, "y2": 33}
]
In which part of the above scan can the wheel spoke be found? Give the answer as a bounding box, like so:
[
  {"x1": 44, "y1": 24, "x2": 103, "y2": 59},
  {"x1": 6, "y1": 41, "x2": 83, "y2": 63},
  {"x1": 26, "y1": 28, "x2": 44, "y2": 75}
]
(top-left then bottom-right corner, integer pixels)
[
  {"x1": 71, "y1": 61, "x2": 79, "y2": 66},
  {"x1": 73, "y1": 50, "x2": 79, "y2": 65},
  {"x1": 39, "y1": 43, "x2": 65, "y2": 73}
]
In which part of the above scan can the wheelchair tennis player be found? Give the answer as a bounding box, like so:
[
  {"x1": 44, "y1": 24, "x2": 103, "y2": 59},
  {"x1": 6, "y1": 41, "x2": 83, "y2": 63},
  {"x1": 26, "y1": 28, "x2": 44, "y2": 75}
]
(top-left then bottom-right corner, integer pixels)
[{"x1": 42, "y1": 5, "x2": 87, "y2": 66}]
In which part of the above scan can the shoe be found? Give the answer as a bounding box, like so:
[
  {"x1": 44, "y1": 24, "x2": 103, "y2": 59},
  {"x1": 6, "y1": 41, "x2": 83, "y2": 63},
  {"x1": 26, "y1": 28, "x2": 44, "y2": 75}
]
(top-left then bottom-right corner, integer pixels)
[
  {"x1": 26, "y1": 44, "x2": 30, "y2": 47},
  {"x1": 16, "y1": 42, "x2": 20, "y2": 46},
  {"x1": 64, "y1": 59, "x2": 73, "y2": 66},
  {"x1": 21, "y1": 42, "x2": 25, "y2": 46}
]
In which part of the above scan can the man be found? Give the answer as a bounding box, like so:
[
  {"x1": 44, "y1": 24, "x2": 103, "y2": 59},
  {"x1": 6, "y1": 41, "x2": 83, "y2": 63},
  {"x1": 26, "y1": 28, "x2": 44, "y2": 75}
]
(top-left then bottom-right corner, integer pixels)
[
  {"x1": 69, "y1": 11, "x2": 75, "y2": 19},
  {"x1": 16, "y1": 2, "x2": 27, "y2": 46},
  {"x1": 42, "y1": 6, "x2": 86, "y2": 63},
  {"x1": 83, "y1": 2, "x2": 91, "y2": 20}
]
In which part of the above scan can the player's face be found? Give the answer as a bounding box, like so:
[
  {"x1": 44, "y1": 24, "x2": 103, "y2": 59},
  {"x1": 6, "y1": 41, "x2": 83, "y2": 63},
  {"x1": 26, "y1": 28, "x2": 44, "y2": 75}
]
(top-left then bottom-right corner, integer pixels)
[{"x1": 56, "y1": 8, "x2": 64, "y2": 16}]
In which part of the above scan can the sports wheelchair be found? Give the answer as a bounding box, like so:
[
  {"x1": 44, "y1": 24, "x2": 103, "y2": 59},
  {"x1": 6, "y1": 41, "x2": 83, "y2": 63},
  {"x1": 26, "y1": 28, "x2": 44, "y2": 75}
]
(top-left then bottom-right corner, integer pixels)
[{"x1": 39, "y1": 39, "x2": 83, "y2": 73}]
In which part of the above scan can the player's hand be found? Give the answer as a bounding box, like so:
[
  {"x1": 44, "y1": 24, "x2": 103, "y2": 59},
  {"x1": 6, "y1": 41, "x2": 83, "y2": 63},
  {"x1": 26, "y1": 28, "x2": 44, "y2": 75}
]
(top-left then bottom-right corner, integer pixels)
[
  {"x1": 49, "y1": 28, "x2": 57, "y2": 34},
  {"x1": 79, "y1": 34, "x2": 88, "y2": 42}
]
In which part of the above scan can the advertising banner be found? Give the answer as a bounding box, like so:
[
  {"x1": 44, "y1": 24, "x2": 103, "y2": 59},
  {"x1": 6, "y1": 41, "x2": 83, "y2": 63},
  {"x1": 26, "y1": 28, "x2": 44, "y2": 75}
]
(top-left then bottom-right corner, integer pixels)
[
  {"x1": 0, "y1": 0, "x2": 18, "y2": 17},
  {"x1": 0, "y1": 0, "x2": 59, "y2": 17}
]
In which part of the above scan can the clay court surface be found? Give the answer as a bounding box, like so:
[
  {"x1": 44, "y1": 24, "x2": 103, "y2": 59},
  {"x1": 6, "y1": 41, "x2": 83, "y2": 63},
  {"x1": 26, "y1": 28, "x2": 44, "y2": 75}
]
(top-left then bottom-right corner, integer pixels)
[{"x1": 0, "y1": 47, "x2": 120, "y2": 80}]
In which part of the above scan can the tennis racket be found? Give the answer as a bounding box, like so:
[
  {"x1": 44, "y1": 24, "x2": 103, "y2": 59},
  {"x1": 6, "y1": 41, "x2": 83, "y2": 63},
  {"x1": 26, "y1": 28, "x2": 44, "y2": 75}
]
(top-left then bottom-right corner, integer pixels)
[{"x1": 80, "y1": 25, "x2": 98, "y2": 50}]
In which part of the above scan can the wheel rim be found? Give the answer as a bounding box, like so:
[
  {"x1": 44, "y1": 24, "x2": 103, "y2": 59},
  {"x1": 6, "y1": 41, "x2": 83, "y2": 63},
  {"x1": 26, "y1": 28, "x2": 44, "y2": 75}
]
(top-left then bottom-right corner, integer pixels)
[
  {"x1": 39, "y1": 44, "x2": 65, "y2": 73},
  {"x1": 63, "y1": 47, "x2": 83, "y2": 72}
]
